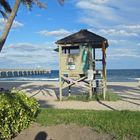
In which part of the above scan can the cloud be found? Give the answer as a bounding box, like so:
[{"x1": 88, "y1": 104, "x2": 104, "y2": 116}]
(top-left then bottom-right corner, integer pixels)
[
  {"x1": 38, "y1": 29, "x2": 71, "y2": 38},
  {"x1": 75, "y1": 0, "x2": 140, "y2": 49},
  {"x1": 8, "y1": 43, "x2": 40, "y2": 52},
  {"x1": 98, "y1": 29, "x2": 138, "y2": 37},
  {"x1": 12, "y1": 20, "x2": 24, "y2": 28},
  {"x1": 107, "y1": 48, "x2": 140, "y2": 59},
  {"x1": 119, "y1": 25, "x2": 140, "y2": 30},
  {"x1": 76, "y1": 0, "x2": 140, "y2": 27},
  {"x1": 0, "y1": 42, "x2": 58, "y2": 69},
  {"x1": 0, "y1": 18, "x2": 23, "y2": 31},
  {"x1": 76, "y1": 0, "x2": 116, "y2": 21},
  {"x1": 108, "y1": 39, "x2": 125, "y2": 45},
  {"x1": 76, "y1": 0, "x2": 123, "y2": 27}
]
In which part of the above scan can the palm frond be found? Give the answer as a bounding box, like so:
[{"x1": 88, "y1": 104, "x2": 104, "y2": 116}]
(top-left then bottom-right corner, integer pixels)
[
  {"x1": 33, "y1": 0, "x2": 46, "y2": 8},
  {"x1": 0, "y1": 0, "x2": 11, "y2": 13},
  {"x1": 58, "y1": 0, "x2": 64, "y2": 5},
  {"x1": 0, "y1": 10, "x2": 8, "y2": 18},
  {"x1": 21, "y1": 0, "x2": 33, "y2": 10}
]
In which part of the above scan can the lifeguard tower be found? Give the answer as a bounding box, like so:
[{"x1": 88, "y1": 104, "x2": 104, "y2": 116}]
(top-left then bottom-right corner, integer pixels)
[{"x1": 55, "y1": 29, "x2": 109, "y2": 100}]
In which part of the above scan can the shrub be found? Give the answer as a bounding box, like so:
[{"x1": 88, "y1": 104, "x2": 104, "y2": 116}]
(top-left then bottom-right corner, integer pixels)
[{"x1": 0, "y1": 89, "x2": 39, "y2": 140}]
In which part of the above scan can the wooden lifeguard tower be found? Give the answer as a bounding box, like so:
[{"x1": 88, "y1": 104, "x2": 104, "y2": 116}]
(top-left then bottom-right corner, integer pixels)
[{"x1": 55, "y1": 29, "x2": 109, "y2": 100}]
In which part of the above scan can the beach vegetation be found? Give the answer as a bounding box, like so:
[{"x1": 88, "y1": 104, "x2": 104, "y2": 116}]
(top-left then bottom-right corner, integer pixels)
[
  {"x1": 37, "y1": 108, "x2": 140, "y2": 140},
  {"x1": 0, "y1": 89, "x2": 39, "y2": 140},
  {"x1": 65, "y1": 91, "x2": 120, "y2": 102}
]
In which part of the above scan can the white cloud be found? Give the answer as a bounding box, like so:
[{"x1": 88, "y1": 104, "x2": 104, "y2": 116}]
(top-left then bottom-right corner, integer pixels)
[
  {"x1": 75, "y1": 0, "x2": 140, "y2": 55},
  {"x1": 8, "y1": 43, "x2": 40, "y2": 52},
  {"x1": 38, "y1": 29, "x2": 71, "y2": 37},
  {"x1": 119, "y1": 25, "x2": 140, "y2": 30},
  {"x1": 76, "y1": 0, "x2": 123, "y2": 27},
  {"x1": 98, "y1": 29, "x2": 138, "y2": 37},
  {"x1": 108, "y1": 39, "x2": 125, "y2": 45},
  {"x1": 76, "y1": 0, "x2": 140, "y2": 28},
  {"x1": 0, "y1": 18, "x2": 23, "y2": 31},
  {"x1": 12, "y1": 20, "x2": 24, "y2": 28},
  {"x1": 108, "y1": 40, "x2": 118, "y2": 45},
  {"x1": 107, "y1": 48, "x2": 140, "y2": 58},
  {"x1": 76, "y1": 0, "x2": 116, "y2": 20},
  {"x1": 1, "y1": 42, "x2": 58, "y2": 69}
]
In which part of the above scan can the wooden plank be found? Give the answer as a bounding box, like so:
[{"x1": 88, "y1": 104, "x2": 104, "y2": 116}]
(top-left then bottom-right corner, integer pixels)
[
  {"x1": 102, "y1": 41, "x2": 107, "y2": 100},
  {"x1": 62, "y1": 75, "x2": 86, "y2": 87},
  {"x1": 61, "y1": 76, "x2": 90, "y2": 89},
  {"x1": 89, "y1": 80, "x2": 92, "y2": 99},
  {"x1": 59, "y1": 45, "x2": 62, "y2": 101},
  {"x1": 89, "y1": 44, "x2": 93, "y2": 70},
  {"x1": 60, "y1": 53, "x2": 83, "y2": 74},
  {"x1": 57, "y1": 43, "x2": 88, "y2": 47},
  {"x1": 95, "y1": 59, "x2": 102, "y2": 61}
]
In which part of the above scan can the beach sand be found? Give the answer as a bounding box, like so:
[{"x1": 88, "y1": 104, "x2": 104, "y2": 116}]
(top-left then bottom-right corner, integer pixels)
[{"x1": 0, "y1": 81, "x2": 140, "y2": 111}]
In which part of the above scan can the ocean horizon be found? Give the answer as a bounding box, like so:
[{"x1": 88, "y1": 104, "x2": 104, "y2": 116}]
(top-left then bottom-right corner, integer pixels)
[{"x1": 0, "y1": 69, "x2": 140, "y2": 82}]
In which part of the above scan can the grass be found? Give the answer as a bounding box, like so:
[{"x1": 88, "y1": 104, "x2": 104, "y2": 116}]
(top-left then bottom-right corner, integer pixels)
[
  {"x1": 36, "y1": 108, "x2": 140, "y2": 140},
  {"x1": 65, "y1": 92, "x2": 120, "y2": 102}
]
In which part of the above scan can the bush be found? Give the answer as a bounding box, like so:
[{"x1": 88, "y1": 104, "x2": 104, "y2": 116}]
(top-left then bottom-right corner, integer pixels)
[{"x1": 0, "y1": 89, "x2": 39, "y2": 140}]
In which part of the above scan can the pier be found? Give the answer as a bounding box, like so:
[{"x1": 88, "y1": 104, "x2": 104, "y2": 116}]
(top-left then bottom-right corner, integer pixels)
[{"x1": 0, "y1": 69, "x2": 51, "y2": 78}]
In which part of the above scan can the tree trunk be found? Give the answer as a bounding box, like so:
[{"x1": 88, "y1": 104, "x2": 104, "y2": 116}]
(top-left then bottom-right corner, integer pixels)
[{"x1": 0, "y1": 0, "x2": 20, "y2": 52}]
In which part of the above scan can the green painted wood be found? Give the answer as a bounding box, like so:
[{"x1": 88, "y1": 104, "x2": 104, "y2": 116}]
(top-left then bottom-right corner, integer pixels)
[{"x1": 81, "y1": 46, "x2": 89, "y2": 73}]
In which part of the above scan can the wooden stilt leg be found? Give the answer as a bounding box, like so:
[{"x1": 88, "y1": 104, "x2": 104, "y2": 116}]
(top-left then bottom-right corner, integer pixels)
[
  {"x1": 59, "y1": 45, "x2": 62, "y2": 101},
  {"x1": 89, "y1": 80, "x2": 92, "y2": 99},
  {"x1": 102, "y1": 41, "x2": 107, "y2": 100},
  {"x1": 59, "y1": 76, "x2": 62, "y2": 101},
  {"x1": 103, "y1": 81, "x2": 106, "y2": 100},
  {"x1": 68, "y1": 86, "x2": 71, "y2": 97}
]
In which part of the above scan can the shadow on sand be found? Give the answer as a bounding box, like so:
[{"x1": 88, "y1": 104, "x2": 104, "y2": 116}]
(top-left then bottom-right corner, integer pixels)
[
  {"x1": 108, "y1": 84, "x2": 140, "y2": 106},
  {"x1": 1, "y1": 81, "x2": 140, "y2": 109},
  {"x1": 34, "y1": 131, "x2": 48, "y2": 140}
]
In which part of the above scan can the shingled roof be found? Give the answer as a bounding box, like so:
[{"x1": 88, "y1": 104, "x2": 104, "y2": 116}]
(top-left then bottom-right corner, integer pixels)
[{"x1": 56, "y1": 29, "x2": 108, "y2": 47}]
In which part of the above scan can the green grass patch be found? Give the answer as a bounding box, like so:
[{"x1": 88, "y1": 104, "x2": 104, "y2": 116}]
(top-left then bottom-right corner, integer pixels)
[
  {"x1": 65, "y1": 92, "x2": 120, "y2": 102},
  {"x1": 36, "y1": 108, "x2": 140, "y2": 140}
]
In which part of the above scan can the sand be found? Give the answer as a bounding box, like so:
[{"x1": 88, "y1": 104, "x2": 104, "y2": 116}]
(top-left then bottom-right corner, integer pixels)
[{"x1": 0, "y1": 81, "x2": 140, "y2": 111}]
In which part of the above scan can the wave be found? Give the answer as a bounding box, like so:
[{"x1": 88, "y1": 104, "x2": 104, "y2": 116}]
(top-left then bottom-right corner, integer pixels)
[
  {"x1": 0, "y1": 77, "x2": 59, "y2": 81},
  {"x1": 134, "y1": 78, "x2": 140, "y2": 81}
]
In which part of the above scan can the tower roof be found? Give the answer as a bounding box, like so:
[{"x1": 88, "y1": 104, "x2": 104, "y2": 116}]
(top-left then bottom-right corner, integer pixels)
[{"x1": 56, "y1": 29, "x2": 108, "y2": 47}]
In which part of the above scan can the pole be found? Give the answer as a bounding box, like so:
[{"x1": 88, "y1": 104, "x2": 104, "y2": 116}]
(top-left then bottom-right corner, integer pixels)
[
  {"x1": 68, "y1": 85, "x2": 71, "y2": 97},
  {"x1": 102, "y1": 42, "x2": 107, "y2": 100},
  {"x1": 89, "y1": 45, "x2": 93, "y2": 98},
  {"x1": 89, "y1": 80, "x2": 92, "y2": 99},
  {"x1": 59, "y1": 45, "x2": 62, "y2": 101}
]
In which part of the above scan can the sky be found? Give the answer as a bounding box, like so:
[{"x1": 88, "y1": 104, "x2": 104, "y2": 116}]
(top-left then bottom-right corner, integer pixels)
[{"x1": 0, "y1": 0, "x2": 140, "y2": 70}]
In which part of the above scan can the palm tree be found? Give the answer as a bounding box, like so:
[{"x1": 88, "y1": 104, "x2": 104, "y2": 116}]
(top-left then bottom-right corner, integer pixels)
[{"x1": 0, "y1": 0, "x2": 64, "y2": 52}]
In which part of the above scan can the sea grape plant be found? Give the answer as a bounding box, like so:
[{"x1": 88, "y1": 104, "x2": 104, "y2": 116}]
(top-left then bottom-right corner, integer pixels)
[{"x1": 0, "y1": 89, "x2": 39, "y2": 139}]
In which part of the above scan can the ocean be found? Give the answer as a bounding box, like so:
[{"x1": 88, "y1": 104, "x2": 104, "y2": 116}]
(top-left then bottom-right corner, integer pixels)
[{"x1": 0, "y1": 69, "x2": 140, "y2": 82}]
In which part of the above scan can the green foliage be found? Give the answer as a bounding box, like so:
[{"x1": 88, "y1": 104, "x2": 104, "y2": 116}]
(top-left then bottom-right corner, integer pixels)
[
  {"x1": 66, "y1": 92, "x2": 120, "y2": 102},
  {"x1": 37, "y1": 109, "x2": 140, "y2": 140},
  {"x1": 0, "y1": 89, "x2": 39, "y2": 140}
]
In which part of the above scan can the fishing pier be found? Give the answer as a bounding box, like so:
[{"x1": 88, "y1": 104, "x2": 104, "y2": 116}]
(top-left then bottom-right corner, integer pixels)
[{"x1": 0, "y1": 69, "x2": 51, "y2": 78}]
